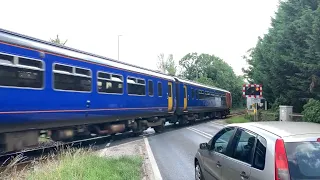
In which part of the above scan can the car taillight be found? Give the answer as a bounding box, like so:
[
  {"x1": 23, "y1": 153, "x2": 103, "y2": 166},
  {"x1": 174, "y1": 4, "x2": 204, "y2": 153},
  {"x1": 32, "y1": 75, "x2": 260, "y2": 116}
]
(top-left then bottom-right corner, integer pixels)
[
  {"x1": 275, "y1": 139, "x2": 290, "y2": 180},
  {"x1": 317, "y1": 138, "x2": 320, "y2": 142}
]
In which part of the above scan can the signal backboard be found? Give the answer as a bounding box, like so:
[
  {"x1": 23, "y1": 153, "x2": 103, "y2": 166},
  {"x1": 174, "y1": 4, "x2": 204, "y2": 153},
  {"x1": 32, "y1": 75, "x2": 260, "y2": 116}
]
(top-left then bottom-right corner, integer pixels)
[{"x1": 242, "y1": 84, "x2": 262, "y2": 98}]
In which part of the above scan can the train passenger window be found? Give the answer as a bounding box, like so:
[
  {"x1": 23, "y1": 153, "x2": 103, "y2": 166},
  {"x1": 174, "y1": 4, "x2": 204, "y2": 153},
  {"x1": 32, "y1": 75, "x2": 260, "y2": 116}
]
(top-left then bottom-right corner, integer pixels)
[
  {"x1": 221, "y1": 95, "x2": 226, "y2": 106},
  {"x1": 53, "y1": 63, "x2": 92, "y2": 92},
  {"x1": 76, "y1": 68, "x2": 91, "y2": 77},
  {"x1": 183, "y1": 86, "x2": 186, "y2": 98},
  {"x1": 19, "y1": 57, "x2": 43, "y2": 69},
  {"x1": 0, "y1": 53, "x2": 14, "y2": 65},
  {"x1": 97, "y1": 72, "x2": 123, "y2": 94},
  {"x1": 54, "y1": 64, "x2": 73, "y2": 73},
  {"x1": 0, "y1": 53, "x2": 44, "y2": 89},
  {"x1": 148, "y1": 80, "x2": 154, "y2": 96},
  {"x1": 168, "y1": 84, "x2": 172, "y2": 97},
  {"x1": 199, "y1": 90, "x2": 205, "y2": 99},
  {"x1": 191, "y1": 88, "x2": 195, "y2": 99},
  {"x1": 127, "y1": 77, "x2": 146, "y2": 95},
  {"x1": 158, "y1": 82, "x2": 162, "y2": 97}
]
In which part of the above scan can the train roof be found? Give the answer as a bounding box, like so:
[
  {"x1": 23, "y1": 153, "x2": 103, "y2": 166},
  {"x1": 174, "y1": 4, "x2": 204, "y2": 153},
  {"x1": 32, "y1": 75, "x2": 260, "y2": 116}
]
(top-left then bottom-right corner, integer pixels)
[
  {"x1": 0, "y1": 28, "x2": 175, "y2": 81},
  {"x1": 175, "y1": 77, "x2": 230, "y2": 93}
]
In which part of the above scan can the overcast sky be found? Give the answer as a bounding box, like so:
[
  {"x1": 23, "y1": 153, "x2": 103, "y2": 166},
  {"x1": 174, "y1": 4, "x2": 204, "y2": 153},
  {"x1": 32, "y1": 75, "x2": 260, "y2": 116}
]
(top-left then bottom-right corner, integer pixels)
[{"x1": 0, "y1": 0, "x2": 279, "y2": 75}]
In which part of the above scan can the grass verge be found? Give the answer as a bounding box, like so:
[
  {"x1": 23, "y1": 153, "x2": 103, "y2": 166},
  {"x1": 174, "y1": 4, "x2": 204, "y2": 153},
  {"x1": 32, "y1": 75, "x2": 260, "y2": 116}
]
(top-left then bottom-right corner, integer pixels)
[
  {"x1": 1, "y1": 148, "x2": 143, "y2": 180},
  {"x1": 226, "y1": 115, "x2": 250, "y2": 124}
]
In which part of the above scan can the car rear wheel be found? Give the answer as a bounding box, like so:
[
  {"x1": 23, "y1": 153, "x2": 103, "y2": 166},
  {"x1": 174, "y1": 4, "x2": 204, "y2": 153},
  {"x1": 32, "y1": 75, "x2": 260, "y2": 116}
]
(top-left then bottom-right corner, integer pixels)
[{"x1": 195, "y1": 161, "x2": 204, "y2": 180}]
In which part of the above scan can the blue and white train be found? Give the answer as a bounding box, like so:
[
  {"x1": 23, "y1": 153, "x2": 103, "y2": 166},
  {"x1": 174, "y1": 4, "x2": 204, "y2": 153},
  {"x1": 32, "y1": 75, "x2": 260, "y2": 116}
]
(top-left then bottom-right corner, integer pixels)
[{"x1": 0, "y1": 29, "x2": 232, "y2": 153}]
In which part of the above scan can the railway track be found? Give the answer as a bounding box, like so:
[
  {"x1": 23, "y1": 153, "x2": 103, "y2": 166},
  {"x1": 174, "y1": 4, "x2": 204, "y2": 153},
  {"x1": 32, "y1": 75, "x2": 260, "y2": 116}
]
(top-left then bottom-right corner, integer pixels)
[{"x1": 0, "y1": 111, "x2": 245, "y2": 172}]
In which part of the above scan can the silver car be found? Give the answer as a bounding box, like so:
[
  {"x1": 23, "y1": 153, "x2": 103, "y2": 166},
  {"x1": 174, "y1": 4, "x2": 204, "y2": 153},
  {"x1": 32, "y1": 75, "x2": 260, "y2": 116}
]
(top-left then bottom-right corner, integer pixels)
[{"x1": 194, "y1": 121, "x2": 320, "y2": 180}]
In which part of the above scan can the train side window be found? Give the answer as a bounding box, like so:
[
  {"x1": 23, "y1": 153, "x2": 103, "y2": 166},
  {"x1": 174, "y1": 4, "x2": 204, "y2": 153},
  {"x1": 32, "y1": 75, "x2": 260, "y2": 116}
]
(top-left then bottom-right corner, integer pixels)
[
  {"x1": 76, "y1": 68, "x2": 91, "y2": 77},
  {"x1": 191, "y1": 88, "x2": 194, "y2": 99},
  {"x1": 53, "y1": 63, "x2": 92, "y2": 92},
  {"x1": 199, "y1": 90, "x2": 205, "y2": 99},
  {"x1": 127, "y1": 77, "x2": 146, "y2": 96},
  {"x1": 148, "y1": 80, "x2": 154, "y2": 96},
  {"x1": 221, "y1": 95, "x2": 226, "y2": 106},
  {"x1": 168, "y1": 83, "x2": 172, "y2": 97},
  {"x1": 183, "y1": 86, "x2": 186, "y2": 98},
  {"x1": 196, "y1": 90, "x2": 199, "y2": 99},
  {"x1": 0, "y1": 53, "x2": 44, "y2": 89},
  {"x1": 158, "y1": 82, "x2": 162, "y2": 97},
  {"x1": 97, "y1": 71, "x2": 123, "y2": 94}
]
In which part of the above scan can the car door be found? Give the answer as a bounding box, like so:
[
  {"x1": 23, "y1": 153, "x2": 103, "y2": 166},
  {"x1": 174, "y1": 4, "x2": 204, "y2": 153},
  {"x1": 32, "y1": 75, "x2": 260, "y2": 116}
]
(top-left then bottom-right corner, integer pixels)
[
  {"x1": 221, "y1": 128, "x2": 257, "y2": 180},
  {"x1": 202, "y1": 127, "x2": 237, "y2": 180}
]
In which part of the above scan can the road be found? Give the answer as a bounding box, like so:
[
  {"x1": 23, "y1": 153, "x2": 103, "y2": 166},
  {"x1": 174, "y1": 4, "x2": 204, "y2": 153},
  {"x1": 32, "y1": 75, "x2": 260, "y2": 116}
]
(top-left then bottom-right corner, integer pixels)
[{"x1": 147, "y1": 120, "x2": 225, "y2": 180}]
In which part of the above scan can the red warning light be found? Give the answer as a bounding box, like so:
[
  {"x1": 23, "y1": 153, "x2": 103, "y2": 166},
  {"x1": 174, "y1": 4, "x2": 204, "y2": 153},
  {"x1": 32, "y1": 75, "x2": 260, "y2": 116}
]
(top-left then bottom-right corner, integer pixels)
[{"x1": 256, "y1": 87, "x2": 260, "y2": 91}]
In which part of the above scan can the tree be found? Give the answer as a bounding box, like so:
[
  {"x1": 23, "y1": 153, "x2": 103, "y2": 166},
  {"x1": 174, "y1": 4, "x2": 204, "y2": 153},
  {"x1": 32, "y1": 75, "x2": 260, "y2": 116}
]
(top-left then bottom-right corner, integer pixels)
[
  {"x1": 165, "y1": 54, "x2": 177, "y2": 76},
  {"x1": 179, "y1": 53, "x2": 245, "y2": 107},
  {"x1": 243, "y1": 0, "x2": 320, "y2": 112},
  {"x1": 156, "y1": 53, "x2": 177, "y2": 76},
  {"x1": 50, "y1": 34, "x2": 68, "y2": 45}
]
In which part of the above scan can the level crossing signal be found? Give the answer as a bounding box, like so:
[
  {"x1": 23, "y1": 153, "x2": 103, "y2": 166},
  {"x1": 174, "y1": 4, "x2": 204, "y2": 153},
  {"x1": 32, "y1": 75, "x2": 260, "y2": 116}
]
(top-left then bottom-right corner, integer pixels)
[{"x1": 242, "y1": 84, "x2": 262, "y2": 98}]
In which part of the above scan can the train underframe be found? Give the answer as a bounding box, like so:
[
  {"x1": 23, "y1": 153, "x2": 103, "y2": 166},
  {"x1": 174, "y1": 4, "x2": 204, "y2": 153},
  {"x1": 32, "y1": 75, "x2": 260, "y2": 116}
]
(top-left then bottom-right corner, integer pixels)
[{"x1": 0, "y1": 109, "x2": 230, "y2": 154}]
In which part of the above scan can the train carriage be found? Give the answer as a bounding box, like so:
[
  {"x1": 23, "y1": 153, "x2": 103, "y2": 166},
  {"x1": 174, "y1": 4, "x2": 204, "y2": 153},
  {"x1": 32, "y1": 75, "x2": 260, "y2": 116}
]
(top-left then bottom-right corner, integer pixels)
[
  {"x1": 171, "y1": 78, "x2": 231, "y2": 125},
  {"x1": 0, "y1": 28, "x2": 231, "y2": 154}
]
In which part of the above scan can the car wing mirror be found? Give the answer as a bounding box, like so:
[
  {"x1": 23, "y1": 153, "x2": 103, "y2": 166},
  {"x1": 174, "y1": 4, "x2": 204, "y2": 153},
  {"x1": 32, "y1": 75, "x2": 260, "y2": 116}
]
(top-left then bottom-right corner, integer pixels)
[
  {"x1": 200, "y1": 143, "x2": 208, "y2": 150},
  {"x1": 216, "y1": 146, "x2": 223, "y2": 152}
]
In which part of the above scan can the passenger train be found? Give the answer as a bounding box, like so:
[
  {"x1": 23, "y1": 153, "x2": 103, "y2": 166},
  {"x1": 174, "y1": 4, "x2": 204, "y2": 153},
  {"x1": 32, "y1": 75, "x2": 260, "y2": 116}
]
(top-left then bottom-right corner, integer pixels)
[{"x1": 0, "y1": 29, "x2": 231, "y2": 153}]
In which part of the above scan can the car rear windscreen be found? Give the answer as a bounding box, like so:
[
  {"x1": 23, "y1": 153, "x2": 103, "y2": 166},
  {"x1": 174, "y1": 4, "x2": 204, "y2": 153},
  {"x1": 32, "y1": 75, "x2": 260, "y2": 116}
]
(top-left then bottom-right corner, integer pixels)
[{"x1": 285, "y1": 141, "x2": 320, "y2": 179}]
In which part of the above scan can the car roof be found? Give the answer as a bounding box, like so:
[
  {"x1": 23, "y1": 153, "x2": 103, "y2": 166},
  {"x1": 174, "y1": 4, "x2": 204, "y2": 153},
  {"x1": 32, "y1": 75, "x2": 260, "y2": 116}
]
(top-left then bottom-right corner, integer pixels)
[{"x1": 227, "y1": 121, "x2": 320, "y2": 138}]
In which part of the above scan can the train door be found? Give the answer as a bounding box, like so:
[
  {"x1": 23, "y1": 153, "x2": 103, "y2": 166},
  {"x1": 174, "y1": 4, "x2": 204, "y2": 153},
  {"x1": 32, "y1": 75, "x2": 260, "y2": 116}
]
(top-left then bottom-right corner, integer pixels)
[
  {"x1": 168, "y1": 82, "x2": 173, "y2": 111},
  {"x1": 183, "y1": 85, "x2": 188, "y2": 111}
]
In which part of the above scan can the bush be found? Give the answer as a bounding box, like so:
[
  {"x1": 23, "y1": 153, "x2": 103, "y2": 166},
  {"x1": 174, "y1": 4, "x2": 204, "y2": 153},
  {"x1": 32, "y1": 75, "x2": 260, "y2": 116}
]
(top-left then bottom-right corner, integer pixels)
[
  {"x1": 302, "y1": 99, "x2": 320, "y2": 123},
  {"x1": 244, "y1": 112, "x2": 254, "y2": 121}
]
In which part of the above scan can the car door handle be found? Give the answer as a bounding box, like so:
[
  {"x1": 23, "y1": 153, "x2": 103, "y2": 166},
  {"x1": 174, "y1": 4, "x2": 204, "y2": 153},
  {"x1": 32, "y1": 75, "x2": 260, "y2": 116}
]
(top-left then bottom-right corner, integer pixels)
[
  {"x1": 216, "y1": 161, "x2": 222, "y2": 168},
  {"x1": 240, "y1": 171, "x2": 249, "y2": 179}
]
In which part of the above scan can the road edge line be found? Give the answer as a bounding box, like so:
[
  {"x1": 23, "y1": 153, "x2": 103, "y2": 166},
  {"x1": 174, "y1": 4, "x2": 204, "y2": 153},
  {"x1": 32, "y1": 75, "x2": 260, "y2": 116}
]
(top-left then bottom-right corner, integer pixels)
[{"x1": 144, "y1": 136, "x2": 162, "y2": 180}]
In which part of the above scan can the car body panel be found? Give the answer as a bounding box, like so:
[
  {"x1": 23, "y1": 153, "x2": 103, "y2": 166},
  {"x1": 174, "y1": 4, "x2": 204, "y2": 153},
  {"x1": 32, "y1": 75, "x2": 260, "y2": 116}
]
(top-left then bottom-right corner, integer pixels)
[{"x1": 195, "y1": 121, "x2": 320, "y2": 180}]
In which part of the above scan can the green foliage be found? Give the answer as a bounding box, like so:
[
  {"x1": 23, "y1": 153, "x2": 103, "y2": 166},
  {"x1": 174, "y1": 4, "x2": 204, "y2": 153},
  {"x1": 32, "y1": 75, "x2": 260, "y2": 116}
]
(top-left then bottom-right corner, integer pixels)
[
  {"x1": 302, "y1": 98, "x2": 320, "y2": 123},
  {"x1": 226, "y1": 115, "x2": 250, "y2": 124},
  {"x1": 157, "y1": 53, "x2": 177, "y2": 76},
  {"x1": 258, "y1": 110, "x2": 278, "y2": 121},
  {"x1": 179, "y1": 52, "x2": 245, "y2": 107},
  {"x1": 27, "y1": 148, "x2": 143, "y2": 180},
  {"x1": 244, "y1": 112, "x2": 254, "y2": 121},
  {"x1": 243, "y1": 0, "x2": 320, "y2": 112},
  {"x1": 50, "y1": 34, "x2": 68, "y2": 45}
]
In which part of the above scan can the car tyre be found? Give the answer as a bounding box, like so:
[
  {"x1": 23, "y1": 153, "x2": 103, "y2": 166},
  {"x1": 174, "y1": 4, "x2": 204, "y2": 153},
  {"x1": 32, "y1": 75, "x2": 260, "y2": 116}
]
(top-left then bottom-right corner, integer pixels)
[{"x1": 195, "y1": 161, "x2": 204, "y2": 180}]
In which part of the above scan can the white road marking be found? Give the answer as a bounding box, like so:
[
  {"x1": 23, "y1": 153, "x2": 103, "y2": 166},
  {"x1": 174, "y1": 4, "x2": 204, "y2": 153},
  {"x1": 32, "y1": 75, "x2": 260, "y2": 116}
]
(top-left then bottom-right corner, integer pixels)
[
  {"x1": 209, "y1": 121, "x2": 226, "y2": 127},
  {"x1": 144, "y1": 137, "x2": 162, "y2": 180},
  {"x1": 186, "y1": 127, "x2": 213, "y2": 139},
  {"x1": 106, "y1": 139, "x2": 113, "y2": 147},
  {"x1": 188, "y1": 127, "x2": 214, "y2": 137}
]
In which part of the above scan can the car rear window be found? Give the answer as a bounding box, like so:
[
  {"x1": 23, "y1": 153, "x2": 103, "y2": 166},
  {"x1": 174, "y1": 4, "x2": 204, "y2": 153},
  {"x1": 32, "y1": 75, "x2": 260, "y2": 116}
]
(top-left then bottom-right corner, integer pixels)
[{"x1": 285, "y1": 141, "x2": 320, "y2": 179}]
